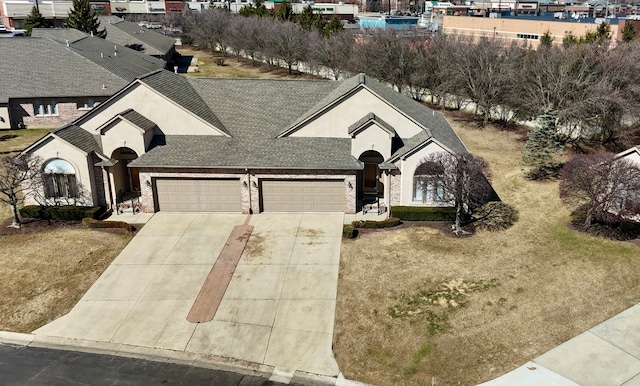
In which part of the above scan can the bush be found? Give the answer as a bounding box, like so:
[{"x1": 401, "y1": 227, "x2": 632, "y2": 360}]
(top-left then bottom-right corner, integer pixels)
[
  {"x1": 352, "y1": 217, "x2": 401, "y2": 229},
  {"x1": 391, "y1": 206, "x2": 456, "y2": 221},
  {"x1": 20, "y1": 205, "x2": 104, "y2": 221},
  {"x1": 82, "y1": 217, "x2": 134, "y2": 233},
  {"x1": 472, "y1": 202, "x2": 519, "y2": 231},
  {"x1": 342, "y1": 224, "x2": 357, "y2": 239}
]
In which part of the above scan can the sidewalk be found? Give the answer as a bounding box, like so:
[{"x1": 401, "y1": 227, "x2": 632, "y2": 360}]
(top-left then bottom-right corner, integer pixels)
[{"x1": 480, "y1": 303, "x2": 640, "y2": 386}]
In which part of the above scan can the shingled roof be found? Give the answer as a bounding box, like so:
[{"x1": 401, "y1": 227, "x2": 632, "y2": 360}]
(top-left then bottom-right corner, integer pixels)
[
  {"x1": 0, "y1": 36, "x2": 165, "y2": 103},
  {"x1": 99, "y1": 16, "x2": 175, "y2": 57},
  {"x1": 0, "y1": 38, "x2": 126, "y2": 103},
  {"x1": 280, "y1": 73, "x2": 468, "y2": 155},
  {"x1": 138, "y1": 70, "x2": 229, "y2": 135},
  {"x1": 52, "y1": 124, "x2": 105, "y2": 157},
  {"x1": 129, "y1": 135, "x2": 362, "y2": 170}
]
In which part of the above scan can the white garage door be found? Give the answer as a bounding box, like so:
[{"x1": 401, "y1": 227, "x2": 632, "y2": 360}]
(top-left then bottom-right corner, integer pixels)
[
  {"x1": 156, "y1": 179, "x2": 241, "y2": 212},
  {"x1": 261, "y1": 180, "x2": 345, "y2": 212}
]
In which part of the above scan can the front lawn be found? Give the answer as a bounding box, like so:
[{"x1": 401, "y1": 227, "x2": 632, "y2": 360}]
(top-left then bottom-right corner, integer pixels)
[
  {"x1": 334, "y1": 112, "x2": 640, "y2": 385},
  {"x1": 0, "y1": 128, "x2": 131, "y2": 333}
]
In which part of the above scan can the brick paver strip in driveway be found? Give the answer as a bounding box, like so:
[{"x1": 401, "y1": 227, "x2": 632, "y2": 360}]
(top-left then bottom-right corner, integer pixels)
[{"x1": 187, "y1": 224, "x2": 254, "y2": 323}]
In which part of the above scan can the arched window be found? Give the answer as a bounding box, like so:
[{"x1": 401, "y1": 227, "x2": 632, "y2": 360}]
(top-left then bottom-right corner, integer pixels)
[
  {"x1": 43, "y1": 159, "x2": 78, "y2": 198},
  {"x1": 413, "y1": 161, "x2": 445, "y2": 203}
]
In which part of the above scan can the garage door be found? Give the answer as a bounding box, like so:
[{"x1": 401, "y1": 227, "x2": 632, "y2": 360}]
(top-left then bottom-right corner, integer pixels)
[
  {"x1": 261, "y1": 180, "x2": 344, "y2": 212},
  {"x1": 155, "y1": 179, "x2": 241, "y2": 212}
]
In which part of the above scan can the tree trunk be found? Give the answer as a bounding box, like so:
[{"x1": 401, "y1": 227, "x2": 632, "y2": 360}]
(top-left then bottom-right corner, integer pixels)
[
  {"x1": 9, "y1": 204, "x2": 21, "y2": 229},
  {"x1": 453, "y1": 204, "x2": 463, "y2": 235}
]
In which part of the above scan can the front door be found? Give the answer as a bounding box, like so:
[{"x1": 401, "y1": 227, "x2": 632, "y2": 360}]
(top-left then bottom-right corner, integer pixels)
[{"x1": 363, "y1": 163, "x2": 378, "y2": 194}]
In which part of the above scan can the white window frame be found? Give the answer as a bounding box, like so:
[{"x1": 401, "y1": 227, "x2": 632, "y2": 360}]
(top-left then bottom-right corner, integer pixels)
[
  {"x1": 34, "y1": 100, "x2": 58, "y2": 116},
  {"x1": 77, "y1": 99, "x2": 95, "y2": 110}
]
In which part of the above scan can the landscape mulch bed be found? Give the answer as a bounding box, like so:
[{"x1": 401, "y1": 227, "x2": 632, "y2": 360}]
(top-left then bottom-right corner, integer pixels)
[
  {"x1": 351, "y1": 220, "x2": 475, "y2": 239},
  {"x1": 0, "y1": 217, "x2": 140, "y2": 236}
]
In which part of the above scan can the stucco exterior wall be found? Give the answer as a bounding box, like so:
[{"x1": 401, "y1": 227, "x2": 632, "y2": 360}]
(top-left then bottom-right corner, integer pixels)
[
  {"x1": 24, "y1": 136, "x2": 95, "y2": 206},
  {"x1": 101, "y1": 120, "x2": 147, "y2": 158},
  {"x1": 289, "y1": 88, "x2": 423, "y2": 139},
  {"x1": 0, "y1": 105, "x2": 11, "y2": 130},
  {"x1": 351, "y1": 124, "x2": 393, "y2": 160},
  {"x1": 78, "y1": 84, "x2": 226, "y2": 136},
  {"x1": 398, "y1": 141, "x2": 449, "y2": 206},
  {"x1": 621, "y1": 150, "x2": 640, "y2": 167}
]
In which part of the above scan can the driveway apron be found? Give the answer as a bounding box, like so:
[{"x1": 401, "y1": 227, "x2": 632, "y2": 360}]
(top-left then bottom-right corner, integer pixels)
[{"x1": 33, "y1": 212, "x2": 343, "y2": 377}]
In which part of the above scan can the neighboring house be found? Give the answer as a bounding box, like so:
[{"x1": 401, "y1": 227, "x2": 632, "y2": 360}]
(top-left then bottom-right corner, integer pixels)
[
  {"x1": 617, "y1": 146, "x2": 640, "y2": 166},
  {"x1": 21, "y1": 70, "x2": 474, "y2": 215},
  {"x1": 0, "y1": 34, "x2": 166, "y2": 130},
  {"x1": 610, "y1": 145, "x2": 640, "y2": 221},
  {"x1": 98, "y1": 16, "x2": 177, "y2": 67}
]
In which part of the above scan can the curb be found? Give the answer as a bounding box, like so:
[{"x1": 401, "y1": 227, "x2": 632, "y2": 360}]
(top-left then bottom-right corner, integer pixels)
[{"x1": 0, "y1": 331, "x2": 370, "y2": 386}]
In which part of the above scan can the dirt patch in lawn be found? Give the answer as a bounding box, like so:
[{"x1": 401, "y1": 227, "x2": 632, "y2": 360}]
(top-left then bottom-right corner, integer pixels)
[
  {"x1": 0, "y1": 218, "x2": 132, "y2": 333},
  {"x1": 334, "y1": 112, "x2": 640, "y2": 386}
]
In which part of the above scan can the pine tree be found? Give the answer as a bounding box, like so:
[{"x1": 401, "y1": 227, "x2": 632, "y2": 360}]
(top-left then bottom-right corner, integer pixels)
[
  {"x1": 24, "y1": 6, "x2": 46, "y2": 36},
  {"x1": 523, "y1": 111, "x2": 564, "y2": 180},
  {"x1": 66, "y1": 0, "x2": 107, "y2": 38},
  {"x1": 622, "y1": 22, "x2": 637, "y2": 43},
  {"x1": 274, "y1": 0, "x2": 293, "y2": 21}
]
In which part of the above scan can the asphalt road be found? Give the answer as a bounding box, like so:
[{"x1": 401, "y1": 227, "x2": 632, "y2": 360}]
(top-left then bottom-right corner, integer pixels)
[{"x1": 0, "y1": 344, "x2": 300, "y2": 385}]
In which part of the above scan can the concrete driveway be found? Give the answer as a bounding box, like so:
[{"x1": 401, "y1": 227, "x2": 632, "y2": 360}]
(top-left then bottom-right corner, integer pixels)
[{"x1": 34, "y1": 212, "x2": 343, "y2": 377}]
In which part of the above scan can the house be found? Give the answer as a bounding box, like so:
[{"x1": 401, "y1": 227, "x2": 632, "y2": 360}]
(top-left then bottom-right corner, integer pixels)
[
  {"x1": 98, "y1": 16, "x2": 178, "y2": 67},
  {"x1": 616, "y1": 146, "x2": 640, "y2": 166},
  {"x1": 0, "y1": 34, "x2": 166, "y2": 130},
  {"x1": 21, "y1": 70, "x2": 472, "y2": 215}
]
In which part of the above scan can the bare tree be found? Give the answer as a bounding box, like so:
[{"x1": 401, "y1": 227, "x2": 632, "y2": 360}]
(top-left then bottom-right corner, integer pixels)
[
  {"x1": 448, "y1": 36, "x2": 519, "y2": 125},
  {"x1": 349, "y1": 29, "x2": 418, "y2": 93},
  {"x1": 187, "y1": 9, "x2": 232, "y2": 55},
  {"x1": 0, "y1": 154, "x2": 43, "y2": 228},
  {"x1": 417, "y1": 152, "x2": 494, "y2": 234},
  {"x1": 560, "y1": 154, "x2": 640, "y2": 227},
  {"x1": 308, "y1": 30, "x2": 354, "y2": 80},
  {"x1": 267, "y1": 21, "x2": 308, "y2": 74}
]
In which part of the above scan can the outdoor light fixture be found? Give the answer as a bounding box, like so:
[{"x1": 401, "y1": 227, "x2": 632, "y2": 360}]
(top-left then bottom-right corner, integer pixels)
[
  {"x1": 145, "y1": 180, "x2": 151, "y2": 187},
  {"x1": 348, "y1": 181, "x2": 353, "y2": 190},
  {"x1": 252, "y1": 181, "x2": 258, "y2": 188},
  {"x1": 242, "y1": 181, "x2": 248, "y2": 188}
]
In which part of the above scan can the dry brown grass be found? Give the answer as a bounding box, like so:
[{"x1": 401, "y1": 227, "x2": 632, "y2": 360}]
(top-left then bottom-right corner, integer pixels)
[
  {"x1": 334, "y1": 112, "x2": 640, "y2": 386},
  {"x1": 0, "y1": 128, "x2": 131, "y2": 333},
  {"x1": 0, "y1": 226, "x2": 131, "y2": 333},
  {"x1": 176, "y1": 46, "x2": 320, "y2": 80}
]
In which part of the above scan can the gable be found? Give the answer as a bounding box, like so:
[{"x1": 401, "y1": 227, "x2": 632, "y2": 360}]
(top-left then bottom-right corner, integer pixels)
[
  {"x1": 285, "y1": 88, "x2": 424, "y2": 139},
  {"x1": 351, "y1": 123, "x2": 395, "y2": 160},
  {"x1": 99, "y1": 118, "x2": 150, "y2": 158},
  {"x1": 77, "y1": 82, "x2": 228, "y2": 136}
]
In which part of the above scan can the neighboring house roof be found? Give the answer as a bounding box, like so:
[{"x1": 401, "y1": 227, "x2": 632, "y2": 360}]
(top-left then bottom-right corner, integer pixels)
[
  {"x1": 0, "y1": 38, "x2": 124, "y2": 102},
  {"x1": 0, "y1": 35, "x2": 165, "y2": 103},
  {"x1": 99, "y1": 16, "x2": 175, "y2": 57},
  {"x1": 31, "y1": 28, "x2": 88, "y2": 44}
]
